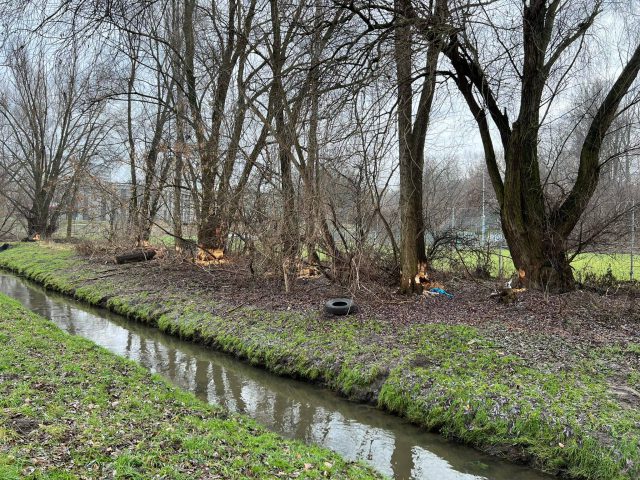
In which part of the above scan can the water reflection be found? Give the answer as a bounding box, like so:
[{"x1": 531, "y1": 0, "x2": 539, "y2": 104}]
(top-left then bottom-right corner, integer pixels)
[{"x1": 0, "y1": 273, "x2": 550, "y2": 480}]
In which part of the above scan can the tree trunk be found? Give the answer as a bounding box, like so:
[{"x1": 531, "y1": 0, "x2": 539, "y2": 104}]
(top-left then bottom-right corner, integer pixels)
[
  {"x1": 65, "y1": 184, "x2": 76, "y2": 240},
  {"x1": 501, "y1": 214, "x2": 575, "y2": 291},
  {"x1": 27, "y1": 215, "x2": 45, "y2": 238},
  {"x1": 395, "y1": 0, "x2": 435, "y2": 293},
  {"x1": 446, "y1": 2, "x2": 640, "y2": 293},
  {"x1": 278, "y1": 119, "x2": 299, "y2": 292},
  {"x1": 115, "y1": 249, "x2": 156, "y2": 264},
  {"x1": 271, "y1": 0, "x2": 299, "y2": 292},
  {"x1": 500, "y1": 120, "x2": 570, "y2": 289},
  {"x1": 27, "y1": 191, "x2": 56, "y2": 238},
  {"x1": 66, "y1": 212, "x2": 73, "y2": 239},
  {"x1": 302, "y1": 0, "x2": 323, "y2": 266},
  {"x1": 173, "y1": 116, "x2": 186, "y2": 251},
  {"x1": 183, "y1": 0, "x2": 237, "y2": 253},
  {"x1": 127, "y1": 49, "x2": 139, "y2": 230}
]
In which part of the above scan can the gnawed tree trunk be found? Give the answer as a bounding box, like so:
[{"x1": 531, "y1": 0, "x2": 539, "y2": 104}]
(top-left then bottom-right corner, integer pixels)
[
  {"x1": 394, "y1": 0, "x2": 445, "y2": 293},
  {"x1": 500, "y1": 118, "x2": 575, "y2": 290},
  {"x1": 182, "y1": 0, "x2": 258, "y2": 254},
  {"x1": 395, "y1": 0, "x2": 420, "y2": 294}
]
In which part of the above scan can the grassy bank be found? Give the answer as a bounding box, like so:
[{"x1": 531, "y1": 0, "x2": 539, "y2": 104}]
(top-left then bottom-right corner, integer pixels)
[
  {"x1": 0, "y1": 292, "x2": 380, "y2": 479},
  {"x1": 1, "y1": 243, "x2": 639, "y2": 479}
]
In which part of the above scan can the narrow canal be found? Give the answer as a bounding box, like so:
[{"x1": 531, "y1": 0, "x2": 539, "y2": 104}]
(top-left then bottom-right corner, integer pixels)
[{"x1": 0, "y1": 273, "x2": 551, "y2": 480}]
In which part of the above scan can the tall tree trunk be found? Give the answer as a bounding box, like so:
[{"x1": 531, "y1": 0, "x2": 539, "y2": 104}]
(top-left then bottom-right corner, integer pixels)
[
  {"x1": 277, "y1": 108, "x2": 299, "y2": 292},
  {"x1": 271, "y1": 0, "x2": 299, "y2": 291},
  {"x1": 395, "y1": 0, "x2": 421, "y2": 293},
  {"x1": 127, "y1": 50, "x2": 139, "y2": 231},
  {"x1": 394, "y1": 0, "x2": 444, "y2": 293},
  {"x1": 170, "y1": 0, "x2": 187, "y2": 251},
  {"x1": 65, "y1": 183, "x2": 78, "y2": 240},
  {"x1": 303, "y1": 0, "x2": 323, "y2": 265}
]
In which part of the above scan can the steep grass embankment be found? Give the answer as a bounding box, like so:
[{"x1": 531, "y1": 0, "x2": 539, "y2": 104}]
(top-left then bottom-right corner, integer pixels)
[
  {"x1": 1, "y1": 243, "x2": 638, "y2": 480},
  {"x1": 0, "y1": 292, "x2": 380, "y2": 479}
]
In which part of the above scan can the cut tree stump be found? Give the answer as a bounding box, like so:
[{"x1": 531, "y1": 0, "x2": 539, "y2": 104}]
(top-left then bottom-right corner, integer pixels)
[{"x1": 115, "y1": 249, "x2": 156, "y2": 265}]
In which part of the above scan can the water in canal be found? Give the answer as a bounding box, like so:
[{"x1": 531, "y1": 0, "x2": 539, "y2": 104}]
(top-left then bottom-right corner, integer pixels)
[{"x1": 0, "y1": 273, "x2": 551, "y2": 480}]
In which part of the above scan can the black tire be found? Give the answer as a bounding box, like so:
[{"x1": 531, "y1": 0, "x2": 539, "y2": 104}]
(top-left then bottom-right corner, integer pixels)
[{"x1": 324, "y1": 298, "x2": 358, "y2": 316}]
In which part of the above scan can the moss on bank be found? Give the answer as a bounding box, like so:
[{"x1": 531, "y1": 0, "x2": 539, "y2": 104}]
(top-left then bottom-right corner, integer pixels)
[
  {"x1": 1, "y1": 243, "x2": 639, "y2": 480},
  {"x1": 0, "y1": 292, "x2": 381, "y2": 479}
]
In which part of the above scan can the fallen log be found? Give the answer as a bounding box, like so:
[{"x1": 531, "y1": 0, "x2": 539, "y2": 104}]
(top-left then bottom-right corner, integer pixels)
[{"x1": 115, "y1": 249, "x2": 156, "y2": 265}]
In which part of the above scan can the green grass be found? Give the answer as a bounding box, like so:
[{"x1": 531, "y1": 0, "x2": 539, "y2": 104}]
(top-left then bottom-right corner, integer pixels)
[
  {"x1": 0, "y1": 292, "x2": 381, "y2": 479},
  {"x1": 378, "y1": 325, "x2": 639, "y2": 479},
  {"x1": 570, "y1": 252, "x2": 637, "y2": 282},
  {"x1": 1, "y1": 243, "x2": 639, "y2": 479},
  {"x1": 434, "y1": 248, "x2": 638, "y2": 282}
]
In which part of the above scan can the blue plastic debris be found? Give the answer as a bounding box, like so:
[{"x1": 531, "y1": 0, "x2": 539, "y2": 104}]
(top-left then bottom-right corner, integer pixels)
[{"x1": 429, "y1": 287, "x2": 453, "y2": 298}]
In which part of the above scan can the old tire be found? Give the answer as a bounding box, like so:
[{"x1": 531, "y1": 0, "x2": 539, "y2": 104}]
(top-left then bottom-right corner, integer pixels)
[{"x1": 324, "y1": 298, "x2": 358, "y2": 316}]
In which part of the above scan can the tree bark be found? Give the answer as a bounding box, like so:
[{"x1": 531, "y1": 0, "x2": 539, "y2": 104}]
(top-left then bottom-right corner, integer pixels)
[
  {"x1": 270, "y1": 0, "x2": 300, "y2": 292},
  {"x1": 395, "y1": 0, "x2": 421, "y2": 293},
  {"x1": 127, "y1": 45, "x2": 139, "y2": 229},
  {"x1": 394, "y1": 0, "x2": 444, "y2": 293},
  {"x1": 173, "y1": 110, "x2": 186, "y2": 251},
  {"x1": 115, "y1": 249, "x2": 156, "y2": 264}
]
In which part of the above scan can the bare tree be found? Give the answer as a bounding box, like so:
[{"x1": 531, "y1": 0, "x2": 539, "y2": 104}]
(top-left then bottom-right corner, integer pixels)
[
  {"x1": 339, "y1": 0, "x2": 451, "y2": 292},
  {"x1": 182, "y1": 0, "x2": 264, "y2": 256},
  {"x1": 0, "y1": 41, "x2": 110, "y2": 238},
  {"x1": 445, "y1": 0, "x2": 640, "y2": 290}
]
